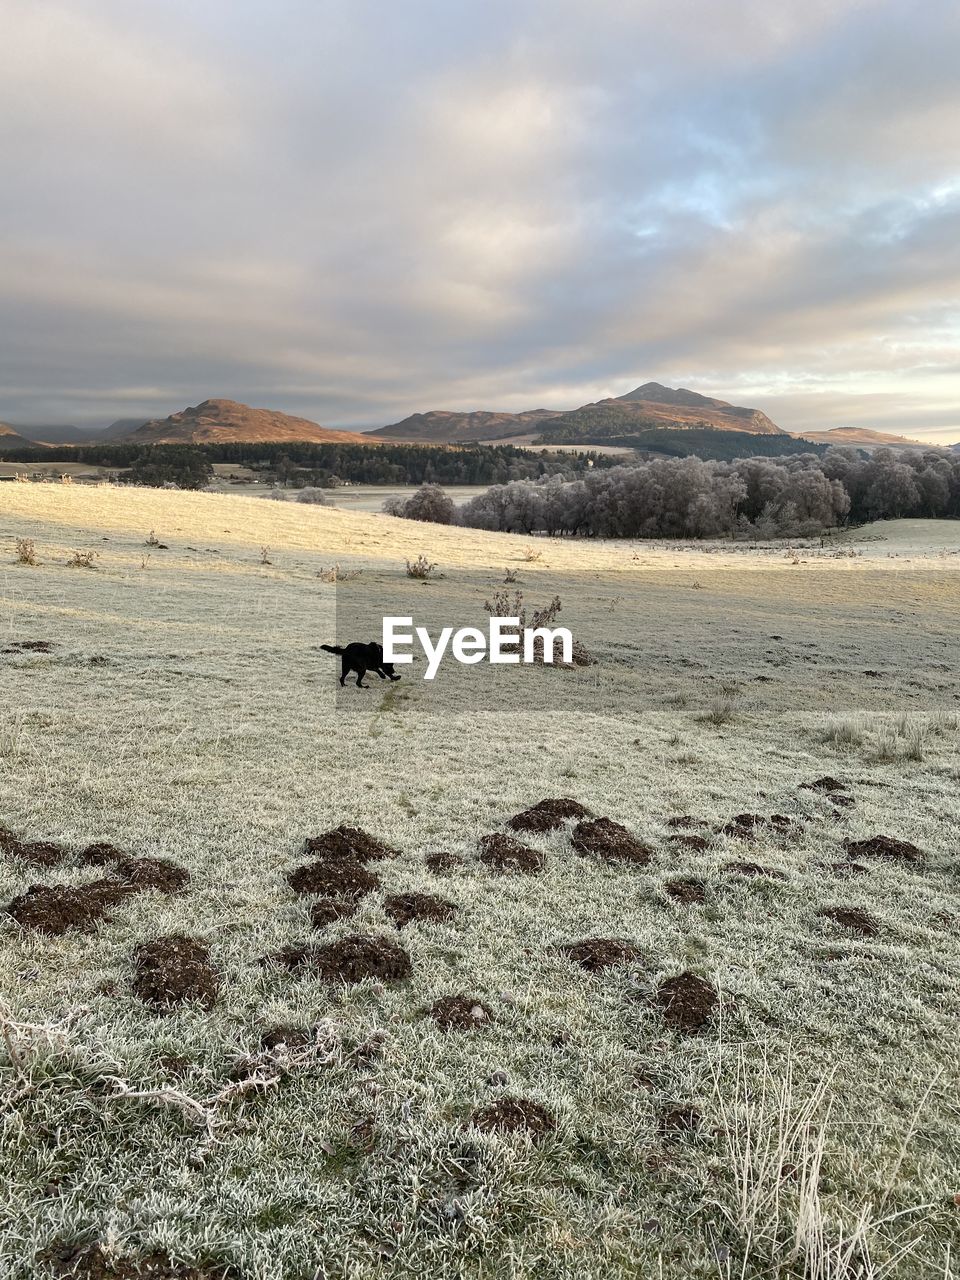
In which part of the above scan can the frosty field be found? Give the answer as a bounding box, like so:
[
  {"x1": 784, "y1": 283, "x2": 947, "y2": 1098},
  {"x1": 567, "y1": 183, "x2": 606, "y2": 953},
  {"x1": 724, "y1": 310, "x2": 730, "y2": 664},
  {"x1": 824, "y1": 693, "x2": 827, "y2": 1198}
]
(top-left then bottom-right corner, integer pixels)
[{"x1": 1, "y1": 485, "x2": 958, "y2": 1280}]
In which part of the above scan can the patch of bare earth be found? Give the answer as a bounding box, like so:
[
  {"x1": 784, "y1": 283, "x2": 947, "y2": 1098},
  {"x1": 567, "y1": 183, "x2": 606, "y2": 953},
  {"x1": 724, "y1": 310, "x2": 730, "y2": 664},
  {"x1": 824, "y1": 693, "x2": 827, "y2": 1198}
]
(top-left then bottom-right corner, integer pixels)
[
  {"x1": 429, "y1": 995, "x2": 493, "y2": 1031},
  {"x1": 79, "y1": 842, "x2": 127, "y2": 867},
  {"x1": 666, "y1": 815, "x2": 708, "y2": 830},
  {"x1": 259, "y1": 1025, "x2": 316, "y2": 1052},
  {"x1": 664, "y1": 877, "x2": 707, "y2": 905},
  {"x1": 669, "y1": 833, "x2": 711, "y2": 853},
  {"x1": 309, "y1": 897, "x2": 359, "y2": 928},
  {"x1": 302, "y1": 826, "x2": 396, "y2": 862},
  {"x1": 287, "y1": 859, "x2": 380, "y2": 898},
  {"x1": 7, "y1": 881, "x2": 135, "y2": 936},
  {"x1": 271, "y1": 934, "x2": 412, "y2": 984},
  {"x1": 0, "y1": 828, "x2": 68, "y2": 867},
  {"x1": 383, "y1": 892, "x2": 457, "y2": 928},
  {"x1": 478, "y1": 833, "x2": 544, "y2": 874},
  {"x1": 654, "y1": 972, "x2": 718, "y2": 1034},
  {"x1": 818, "y1": 905, "x2": 880, "y2": 936},
  {"x1": 560, "y1": 938, "x2": 644, "y2": 972},
  {"x1": 572, "y1": 818, "x2": 653, "y2": 865},
  {"x1": 469, "y1": 1097, "x2": 555, "y2": 1137},
  {"x1": 114, "y1": 857, "x2": 190, "y2": 894},
  {"x1": 659, "y1": 1105, "x2": 703, "y2": 1140},
  {"x1": 844, "y1": 835, "x2": 924, "y2": 866},
  {"x1": 721, "y1": 813, "x2": 795, "y2": 839},
  {"x1": 2, "y1": 640, "x2": 54, "y2": 654},
  {"x1": 507, "y1": 798, "x2": 592, "y2": 834},
  {"x1": 42, "y1": 1240, "x2": 236, "y2": 1279},
  {"x1": 131, "y1": 935, "x2": 220, "y2": 1010}
]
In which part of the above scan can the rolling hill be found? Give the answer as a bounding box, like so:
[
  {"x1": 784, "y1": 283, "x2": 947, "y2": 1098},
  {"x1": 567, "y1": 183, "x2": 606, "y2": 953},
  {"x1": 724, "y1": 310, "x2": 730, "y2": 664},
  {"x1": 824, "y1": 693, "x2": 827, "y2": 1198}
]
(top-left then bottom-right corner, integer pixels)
[
  {"x1": 367, "y1": 407, "x2": 561, "y2": 443},
  {"x1": 119, "y1": 399, "x2": 370, "y2": 446},
  {"x1": 0, "y1": 422, "x2": 39, "y2": 451},
  {"x1": 793, "y1": 426, "x2": 930, "y2": 449}
]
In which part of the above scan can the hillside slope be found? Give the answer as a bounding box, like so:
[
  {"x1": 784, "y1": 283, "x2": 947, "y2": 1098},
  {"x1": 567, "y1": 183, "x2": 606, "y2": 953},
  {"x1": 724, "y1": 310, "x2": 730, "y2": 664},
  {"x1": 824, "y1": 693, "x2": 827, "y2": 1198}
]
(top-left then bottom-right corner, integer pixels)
[
  {"x1": 367, "y1": 407, "x2": 560, "y2": 443},
  {"x1": 122, "y1": 399, "x2": 370, "y2": 445}
]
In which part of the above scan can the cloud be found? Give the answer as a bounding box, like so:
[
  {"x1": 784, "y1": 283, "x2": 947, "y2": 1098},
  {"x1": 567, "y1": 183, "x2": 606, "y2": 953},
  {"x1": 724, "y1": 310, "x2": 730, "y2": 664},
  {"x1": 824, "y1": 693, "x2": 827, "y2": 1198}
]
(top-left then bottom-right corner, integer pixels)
[{"x1": 0, "y1": 0, "x2": 957, "y2": 440}]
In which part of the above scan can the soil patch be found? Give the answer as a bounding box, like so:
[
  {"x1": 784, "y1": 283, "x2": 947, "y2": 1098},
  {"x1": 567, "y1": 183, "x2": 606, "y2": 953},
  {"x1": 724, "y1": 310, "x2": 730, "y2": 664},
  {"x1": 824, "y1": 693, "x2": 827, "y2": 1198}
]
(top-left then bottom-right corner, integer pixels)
[
  {"x1": 560, "y1": 937, "x2": 644, "y2": 972},
  {"x1": 721, "y1": 813, "x2": 794, "y2": 839},
  {"x1": 659, "y1": 1105, "x2": 703, "y2": 1140},
  {"x1": 287, "y1": 859, "x2": 380, "y2": 899},
  {"x1": 572, "y1": 818, "x2": 653, "y2": 865},
  {"x1": 654, "y1": 972, "x2": 718, "y2": 1034},
  {"x1": 820, "y1": 861, "x2": 869, "y2": 878},
  {"x1": 384, "y1": 892, "x2": 457, "y2": 928},
  {"x1": 43, "y1": 1240, "x2": 235, "y2": 1279},
  {"x1": 801, "y1": 776, "x2": 847, "y2": 793},
  {"x1": 3, "y1": 640, "x2": 53, "y2": 654},
  {"x1": 724, "y1": 861, "x2": 788, "y2": 880},
  {"x1": 425, "y1": 851, "x2": 463, "y2": 873},
  {"x1": 429, "y1": 995, "x2": 493, "y2": 1031},
  {"x1": 114, "y1": 857, "x2": 190, "y2": 894},
  {"x1": 478, "y1": 833, "x2": 544, "y2": 874},
  {"x1": 259, "y1": 1025, "x2": 316, "y2": 1052},
  {"x1": 668, "y1": 833, "x2": 710, "y2": 853},
  {"x1": 664, "y1": 877, "x2": 707, "y2": 905},
  {"x1": 311, "y1": 933, "x2": 412, "y2": 983},
  {"x1": 818, "y1": 905, "x2": 880, "y2": 936},
  {"x1": 0, "y1": 829, "x2": 67, "y2": 867},
  {"x1": 508, "y1": 798, "x2": 592, "y2": 834},
  {"x1": 7, "y1": 880, "x2": 135, "y2": 936},
  {"x1": 469, "y1": 1096, "x2": 555, "y2": 1137},
  {"x1": 131, "y1": 935, "x2": 220, "y2": 1010},
  {"x1": 302, "y1": 826, "x2": 396, "y2": 862},
  {"x1": 844, "y1": 835, "x2": 924, "y2": 866},
  {"x1": 309, "y1": 897, "x2": 358, "y2": 928},
  {"x1": 666, "y1": 816, "x2": 708, "y2": 829},
  {"x1": 79, "y1": 842, "x2": 126, "y2": 867}
]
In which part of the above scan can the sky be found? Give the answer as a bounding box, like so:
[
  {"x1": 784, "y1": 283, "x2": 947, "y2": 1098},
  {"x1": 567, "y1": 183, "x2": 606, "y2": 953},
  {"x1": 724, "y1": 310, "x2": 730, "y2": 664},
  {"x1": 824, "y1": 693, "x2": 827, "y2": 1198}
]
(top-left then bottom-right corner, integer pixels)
[{"x1": 0, "y1": 0, "x2": 958, "y2": 441}]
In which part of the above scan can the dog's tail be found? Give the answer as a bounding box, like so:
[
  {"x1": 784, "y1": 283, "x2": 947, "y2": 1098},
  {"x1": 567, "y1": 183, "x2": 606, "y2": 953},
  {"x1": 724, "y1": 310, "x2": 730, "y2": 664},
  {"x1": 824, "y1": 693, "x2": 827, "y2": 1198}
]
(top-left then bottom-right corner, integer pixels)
[{"x1": 320, "y1": 643, "x2": 345, "y2": 655}]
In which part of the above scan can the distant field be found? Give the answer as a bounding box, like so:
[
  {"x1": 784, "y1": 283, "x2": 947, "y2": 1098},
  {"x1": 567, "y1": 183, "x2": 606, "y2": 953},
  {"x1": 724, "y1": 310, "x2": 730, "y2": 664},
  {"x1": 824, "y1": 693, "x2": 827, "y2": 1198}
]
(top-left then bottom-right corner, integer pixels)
[{"x1": 1, "y1": 486, "x2": 959, "y2": 1280}]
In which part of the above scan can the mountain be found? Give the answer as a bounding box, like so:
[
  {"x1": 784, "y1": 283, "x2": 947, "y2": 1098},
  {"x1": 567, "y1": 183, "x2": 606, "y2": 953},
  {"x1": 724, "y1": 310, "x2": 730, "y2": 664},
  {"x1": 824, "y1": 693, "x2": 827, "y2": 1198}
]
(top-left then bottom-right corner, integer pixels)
[
  {"x1": 100, "y1": 418, "x2": 150, "y2": 440},
  {"x1": 0, "y1": 422, "x2": 39, "y2": 451},
  {"x1": 367, "y1": 383, "x2": 783, "y2": 446},
  {"x1": 367, "y1": 408, "x2": 560, "y2": 443},
  {"x1": 793, "y1": 427, "x2": 930, "y2": 449},
  {"x1": 119, "y1": 399, "x2": 370, "y2": 445},
  {"x1": 10, "y1": 424, "x2": 92, "y2": 445}
]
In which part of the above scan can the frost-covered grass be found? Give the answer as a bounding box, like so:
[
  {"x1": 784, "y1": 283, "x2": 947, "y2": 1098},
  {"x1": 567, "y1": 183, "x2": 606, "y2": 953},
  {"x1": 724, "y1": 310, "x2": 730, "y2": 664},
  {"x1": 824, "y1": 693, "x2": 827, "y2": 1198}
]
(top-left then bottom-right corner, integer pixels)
[{"x1": 1, "y1": 487, "x2": 959, "y2": 1279}]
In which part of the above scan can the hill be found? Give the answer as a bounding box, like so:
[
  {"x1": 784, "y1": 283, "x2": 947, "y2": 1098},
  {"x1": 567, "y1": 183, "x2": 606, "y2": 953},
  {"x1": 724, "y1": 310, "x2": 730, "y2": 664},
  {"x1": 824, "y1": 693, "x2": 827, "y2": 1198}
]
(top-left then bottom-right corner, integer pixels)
[
  {"x1": 793, "y1": 426, "x2": 930, "y2": 449},
  {"x1": 367, "y1": 407, "x2": 560, "y2": 443},
  {"x1": 0, "y1": 422, "x2": 39, "y2": 451},
  {"x1": 8, "y1": 424, "x2": 93, "y2": 445},
  {"x1": 120, "y1": 399, "x2": 370, "y2": 446}
]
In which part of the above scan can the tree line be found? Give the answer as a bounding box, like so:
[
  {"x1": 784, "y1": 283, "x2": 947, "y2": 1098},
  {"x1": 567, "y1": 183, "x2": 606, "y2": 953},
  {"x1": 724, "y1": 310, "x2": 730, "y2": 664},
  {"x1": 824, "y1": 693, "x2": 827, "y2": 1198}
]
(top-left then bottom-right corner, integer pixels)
[{"x1": 388, "y1": 448, "x2": 960, "y2": 538}]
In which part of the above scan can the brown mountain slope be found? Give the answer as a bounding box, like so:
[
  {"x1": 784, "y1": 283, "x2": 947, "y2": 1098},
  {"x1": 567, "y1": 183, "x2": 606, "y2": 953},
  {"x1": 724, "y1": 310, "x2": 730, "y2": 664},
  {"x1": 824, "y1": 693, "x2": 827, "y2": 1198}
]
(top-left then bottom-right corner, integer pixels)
[
  {"x1": 0, "y1": 422, "x2": 38, "y2": 451},
  {"x1": 368, "y1": 408, "x2": 560, "y2": 443},
  {"x1": 792, "y1": 427, "x2": 929, "y2": 449},
  {"x1": 122, "y1": 399, "x2": 369, "y2": 446},
  {"x1": 603, "y1": 382, "x2": 784, "y2": 434}
]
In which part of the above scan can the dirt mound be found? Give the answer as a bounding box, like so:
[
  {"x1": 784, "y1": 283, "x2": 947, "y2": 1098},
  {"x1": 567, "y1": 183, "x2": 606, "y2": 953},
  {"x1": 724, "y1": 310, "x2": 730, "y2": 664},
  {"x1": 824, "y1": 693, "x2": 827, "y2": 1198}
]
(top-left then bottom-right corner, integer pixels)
[
  {"x1": 721, "y1": 813, "x2": 794, "y2": 839},
  {"x1": 287, "y1": 859, "x2": 380, "y2": 899},
  {"x1": 384, "y1": 892, "x2": 457, "y2": 928},
  {"x1": 478, "y1": 833, "x2": 544, "y2": 874},
  {"x1": 425, "y1": 851, "x2": 463, "y2": 873},
  {"x1": 311, "y1": 933, "x2": 412, "y2": 983},
  {"x1": 659, "y1": 1105, "x2": 703, "y2": 1140},
  {"x1": 43, "y1": 1240, "x2": 235, "y2": 1279},
  {"x1": 259, "y1": 1025, "x2": 316, "y2": 1051},
  {"x1": 2, "y1": 640, "x2": 54, "y2": 654},
  {"x1": 664, "y1": 877, "x2": 707, "y2": 905},
  {"x1": 429, "y1": 995, "x2": 493, "y2": 1031},
  {"x1": 654, "y1": 972, "x2": 718, "y2": 1034},
  {"x1": 7, "y1": 880, "x2": 135, "y2": 935},
  {"x1": 801, "y1": 776, "x2": 847, "y2": 793},
  {"x1": 79, "y1": 842, "x2": 126, "y2": 866},
  {"x1": 302, "y1": 826, "x2": 396, "y2": 862},
  {"x1": 469, "y1": 1096, "x2": 555, "y2": 1136},
  {"x1": 572, "y1": 818, "x2": 652, "y2": 865},
  {"x1": 666, "y1": 816, "x2": 708, "y2": 829},
  {"x1": 820, "y1": 861, "x2": 869, "y2": 878},
  {"x1": 560, "y1": 938, "x2": 643, "y2": 972},
  {"x1": 844, "y1": 835, "x2": 924, "y2": 865},
  {"x1": 723, "y1": 861, "x2": 788, "y2": 880},
  {"x1": 507, "y1": 798, "x2": 592, "y2": 834},
  {"x1": 114, "y1": 857, "x2": 190, "y2": 894},
  {"x1": 0, "y1": 828, "x2": 67, "y2": 867},
  {"x1": 131, "y1": 935, "x2": 220, "y2": 1010},
  {"x1": 309, "y1": 897, "x2": 359, "y2": 928},
  {"x1": 669, "y1": 833, "x2": 710, "y2": 853},
  {"x1": 818, "y1": 905, "x2": 880, "y2": 936}
]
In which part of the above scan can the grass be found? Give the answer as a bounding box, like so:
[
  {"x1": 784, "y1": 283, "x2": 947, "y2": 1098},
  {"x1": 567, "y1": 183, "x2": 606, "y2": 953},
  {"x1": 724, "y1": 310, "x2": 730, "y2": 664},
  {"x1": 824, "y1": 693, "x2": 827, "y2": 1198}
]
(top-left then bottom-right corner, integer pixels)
[{"x1": 0, "y1": 486, "x2": 958, "y2": 1279}]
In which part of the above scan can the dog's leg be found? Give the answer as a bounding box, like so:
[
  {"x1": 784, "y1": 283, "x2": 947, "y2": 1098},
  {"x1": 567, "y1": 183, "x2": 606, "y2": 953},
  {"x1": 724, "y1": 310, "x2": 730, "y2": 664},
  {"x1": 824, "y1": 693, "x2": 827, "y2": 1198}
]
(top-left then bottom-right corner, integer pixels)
[
  {"x1": 376, "y1": 668, "x2": 387, "y2": 680},
  {"x1": 339, "y1": 658, "x2": 348, "y2": 687},
  {"x1": 356, "y1": 667, "x2": 367, "y2": 688}
]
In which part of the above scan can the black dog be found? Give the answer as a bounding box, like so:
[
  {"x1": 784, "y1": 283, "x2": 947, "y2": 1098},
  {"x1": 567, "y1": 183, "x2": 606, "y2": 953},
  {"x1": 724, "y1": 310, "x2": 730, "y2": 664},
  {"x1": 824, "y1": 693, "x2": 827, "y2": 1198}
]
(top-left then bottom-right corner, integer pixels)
[{"x1": 321, "y1": 641, "x2": 402, "y2": 688}]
